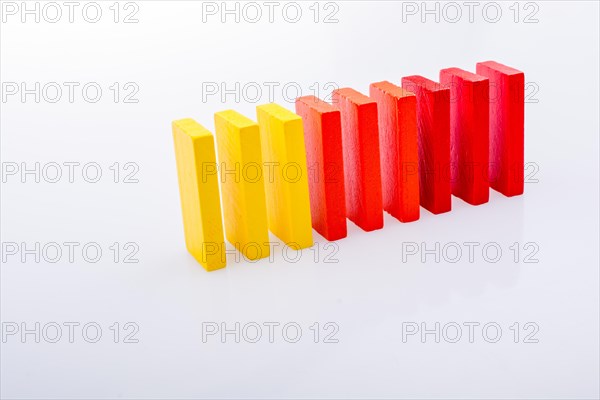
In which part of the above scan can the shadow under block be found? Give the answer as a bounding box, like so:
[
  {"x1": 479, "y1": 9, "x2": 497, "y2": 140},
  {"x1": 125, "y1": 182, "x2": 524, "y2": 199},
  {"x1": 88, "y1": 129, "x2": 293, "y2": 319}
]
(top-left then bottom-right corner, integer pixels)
[
  {"x1": 440, "y1": 68, "x2": 490, "y2": 205},
  {"x1": 295, "y1": 96, "x2": 347, "y2": 241},
  {"x1": 172, "y1": 119, "x2": 226, "y2": 271},
  {"x1": 401, "y1": 76, "x2": 451, "y2": 215},
  {"x1": 369, "y1": 81, "x2": 420, "y2": 223},
  {"x1": 256, "y1": 103, "x2": 313, "y2": 249},
  {"x1": 332, "y1": 88, "x2": 383, "y2": 231},
  {"x1": 476, "y1": 61, "x2": 525, "y2": 197},
  {"x1": 214, "y1": 110, "x2": 270, "y2": 260}
]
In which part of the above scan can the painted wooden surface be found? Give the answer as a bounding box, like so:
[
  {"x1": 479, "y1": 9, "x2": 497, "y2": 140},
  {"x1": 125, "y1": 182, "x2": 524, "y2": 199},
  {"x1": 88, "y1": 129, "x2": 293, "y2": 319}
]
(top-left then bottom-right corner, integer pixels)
[
  {"x1": 401, "y1": 76, "x2": 451, "y2": 215},
  {"x1": 476, "y1": 61, "x2": 525, "y2": 197},
  {"x1": 295, "y1": 96, "x2": 347, "y2": 241},
  {"x1": 332, "y1": 88, "x2": 384, "y2": 232},
  {"x1": 440, "y1": 68, "x2": 490, "y2": 205},
  {"x1": 256, "y1": 103, "x2": 313, "y2": 249},
  {"x1": 214, "y1": 110, "x2": 270, "y2": 260},
  {"x1": 172, "y1": 118, "x2": 226, "y2": 271},
  {"x1": 370, "y1": 81, "x2": 420, "y2": 222}
]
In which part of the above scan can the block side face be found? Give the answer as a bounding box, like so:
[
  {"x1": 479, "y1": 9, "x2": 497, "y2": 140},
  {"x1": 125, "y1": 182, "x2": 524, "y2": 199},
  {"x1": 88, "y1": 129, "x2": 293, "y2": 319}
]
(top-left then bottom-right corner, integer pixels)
[
  {"x1": 504, "y1": 72, "x2": 525, "y2": 196},
  {"x1": 370, "y1": 85, "x2": 400, "y2": 216},
  {"x1": 296, "y1": 101, "x2": 328, "y2": 239},
  {"x1": 334, "y1": 92, "x2": 362, "y2": 226},
  {"x1": 488, "y1": 69, "x2": 508, "y2": 192},
  {"x1": 359, "y1": 104, "x2": 384, "y2": 230},
  {"x1": 193, "y1": 135, "x2": 226, "y2": 269},
  {"x1": 238, "y1": 124, "x2": 271, "y2": 259},
  {"x1": 320, "y1": 107, "x2": 347, "y2": 240},
  {"x1": 414, "y1": 90, "x2": 434, "y2": 212},
  {"x1": 397, "y1": 96, "x2": 421, "y2": 222},
  {"x1": 173, "y1": 128, "x2": 201, "y2": 253},
  {"x1": 256, "y1": 107, "x2": 291, "y2": 242},
  {"x1": 283, "y1": 118, "x2": 314, "y2": 248},
  {"x1": 431, "y1": 90, "x2": 452, "y2": 213},
  {"x1": 172, "y1": 122, "x2": 225, "y2": 271},
  {"x1": 214, "y1": 114, "x2": 244, "y2": 247},
  {"x1": 442, "y1": 72, "x2": 463, "y2": 196},
  {"x1": 467, "y1": 79, "x2": 491, "y2": 204}
]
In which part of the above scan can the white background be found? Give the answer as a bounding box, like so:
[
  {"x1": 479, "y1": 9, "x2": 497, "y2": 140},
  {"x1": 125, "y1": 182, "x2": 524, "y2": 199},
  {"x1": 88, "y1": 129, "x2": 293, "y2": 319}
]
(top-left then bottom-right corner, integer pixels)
[{"x1": 1, "y1": 1, "x2": 599, "y2": 399}]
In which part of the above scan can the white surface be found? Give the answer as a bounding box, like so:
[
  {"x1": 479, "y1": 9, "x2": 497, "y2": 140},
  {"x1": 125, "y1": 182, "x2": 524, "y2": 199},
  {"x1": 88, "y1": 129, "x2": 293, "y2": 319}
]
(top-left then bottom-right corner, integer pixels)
[{"x1": 1, "y1": 1, "x2": 599, "y2": 399}]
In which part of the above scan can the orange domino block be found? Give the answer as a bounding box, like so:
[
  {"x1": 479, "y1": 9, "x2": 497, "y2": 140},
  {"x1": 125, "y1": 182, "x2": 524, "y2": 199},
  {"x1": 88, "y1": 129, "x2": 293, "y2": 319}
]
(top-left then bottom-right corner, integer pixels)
[
  {"x1": 332, "y1": 88, "x2": 384, "y2": 232},
  {"x1": 369, "y1": 81, "x2": 420, "y2": 222},
  {"x1": 214, "y1": 110, "x2": 270, "y2": 260},
  {"x1": 295, "y1": 96, "x2": 347, "y2": 241},
  {"x1": 256, "y1": 103, "x2": 313, "y2": 249},
  {"x1": 440, "y1": 68, "x2": 490, "y2": 205},
  {"x1": 476, "y1": 61, "x2": 525, "y2": 197},
  {"x1": 401, "y1": 76, "x2": 451, "y2": 215},
  {"x1": 172, "y1": 118, "x2": 226, "y2": 271}
]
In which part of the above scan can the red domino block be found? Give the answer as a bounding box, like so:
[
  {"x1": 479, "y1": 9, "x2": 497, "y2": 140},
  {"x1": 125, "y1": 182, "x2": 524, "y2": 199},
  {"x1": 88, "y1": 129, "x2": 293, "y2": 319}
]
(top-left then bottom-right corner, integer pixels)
[
  {"x1": 440, "y1": 68, "x2": 490, "y2": 205},
  {"x1": 401, "y1": 76, "x2": 451, "y2": 214},
  {"x1": 369, "y1": 81, "x2": 420, "y2": 222},
  {"x1": 295, "y1": 96, "x2": 347, "y2": 241},
  {"x1": 332, "y1": 88, "x2": 383, "y2": 232},
  {"x1": 476, "y1": 61, "x2": 524, "y2": 197}
]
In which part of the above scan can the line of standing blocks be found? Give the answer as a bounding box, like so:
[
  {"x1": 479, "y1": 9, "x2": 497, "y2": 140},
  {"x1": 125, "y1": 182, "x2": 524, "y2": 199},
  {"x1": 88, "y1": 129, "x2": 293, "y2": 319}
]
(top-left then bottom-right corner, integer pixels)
[{"x1": 173, "y1": 61, "x2": 525, "y2": 271}]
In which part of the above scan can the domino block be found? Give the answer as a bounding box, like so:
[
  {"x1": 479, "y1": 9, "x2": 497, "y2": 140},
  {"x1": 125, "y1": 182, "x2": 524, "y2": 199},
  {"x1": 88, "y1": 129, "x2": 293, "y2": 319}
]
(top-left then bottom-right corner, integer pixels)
[
  {"x1": 476, "y1": 61, "x2": 525, "y2": 197},
  {"x1": 332, "y1": 88, "x2": 383, "y2": 231},
  {"x1": 295, "y1": 96, "x2": 347, "y2": 241},
  {"x1": 369, "y1": 81, "x2": 420, "y2": 222},
  {"x1": 214, "y1": 110, "x2": 270, "y2": 260},
  {"x1": 256, "y1": 103, "x2": 313, "y2": 249},
  {"x1": 440, "y1": 68, "x2": 490, "y2": 205},
  {"x1": 172, "y1": 119, "x2": 225, "y2": 271},
  {"x1": 401, "y1": 76, "x2": 451, "y2": 214}
]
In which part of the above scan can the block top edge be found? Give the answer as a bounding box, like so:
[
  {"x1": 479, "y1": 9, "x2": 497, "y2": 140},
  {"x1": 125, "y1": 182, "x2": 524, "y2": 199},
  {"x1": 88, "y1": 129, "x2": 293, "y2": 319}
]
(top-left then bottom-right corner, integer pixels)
[
  {"x1": 402, "y1": 75, "x2": 448, "y2": 93},
  {"x1": 296, "y1": 95, "x2": 340, "y2": 114},
  {"x1": 333, "y1": 88, "x2": 375, "y2": 106},
  {"x1": 256, "y1": 103, "x2": 301, "y2": 122},
  {"x1": 172, "y1": 118, "x2": 213, "y2": 139},
  {"x1": 214, "y1": 109, "x2": 258, "y2": 128},
  {"x1": 370, "y1": 81, "x2": 416, "y2": 99},
  {"x1": 477, "y1": 61, "x2": 524, "y2": 76},
  {"x1": 440, "y1": 68, "x2": 488, "y2": 82}
]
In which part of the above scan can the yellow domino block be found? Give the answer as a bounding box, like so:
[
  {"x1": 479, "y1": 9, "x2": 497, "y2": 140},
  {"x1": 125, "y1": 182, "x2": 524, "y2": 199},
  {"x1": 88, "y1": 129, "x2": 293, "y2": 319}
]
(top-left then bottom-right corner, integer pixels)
[
  {"x1": 172, "y1": 118, "x2": 226, "y2": 271},
  {"x1": 214, "y1": 110, "x2": 270, "y2": 260},
  {"x1": 256, "y1": 103, "x2": 313, "y2": 249}
]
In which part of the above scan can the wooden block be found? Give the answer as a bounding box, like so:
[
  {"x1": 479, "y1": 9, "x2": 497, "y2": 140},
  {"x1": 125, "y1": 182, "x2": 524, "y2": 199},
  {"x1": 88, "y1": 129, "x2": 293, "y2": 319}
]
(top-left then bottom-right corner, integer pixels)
[
  {"x1": 256, "y1": 103, "x2": 313, "y2": 249},
  {"x1": 369, "y1": 81, "x2": 420, "y2": 222},
  {"x1": 295, "y1": 96, "x2": 347, "y2": 241},
  {"x1": 476, "y1": 61, "x2": 525, "y2": 197},
  {"x1": 440, "y1": 68, "x2": 490, "y2": 205},
  {"x1": 172, "y1": 118, "x2": 226, "y2": 271},
  {"x1": 332, "y1": 88, "x2": 383, "y2": 232},
  {"x1": 401, "y1": 76, "x2": 451, "y2": 214},
  {"x1": 214, "y1": 110, "x2": 270, "y2": 260}
]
